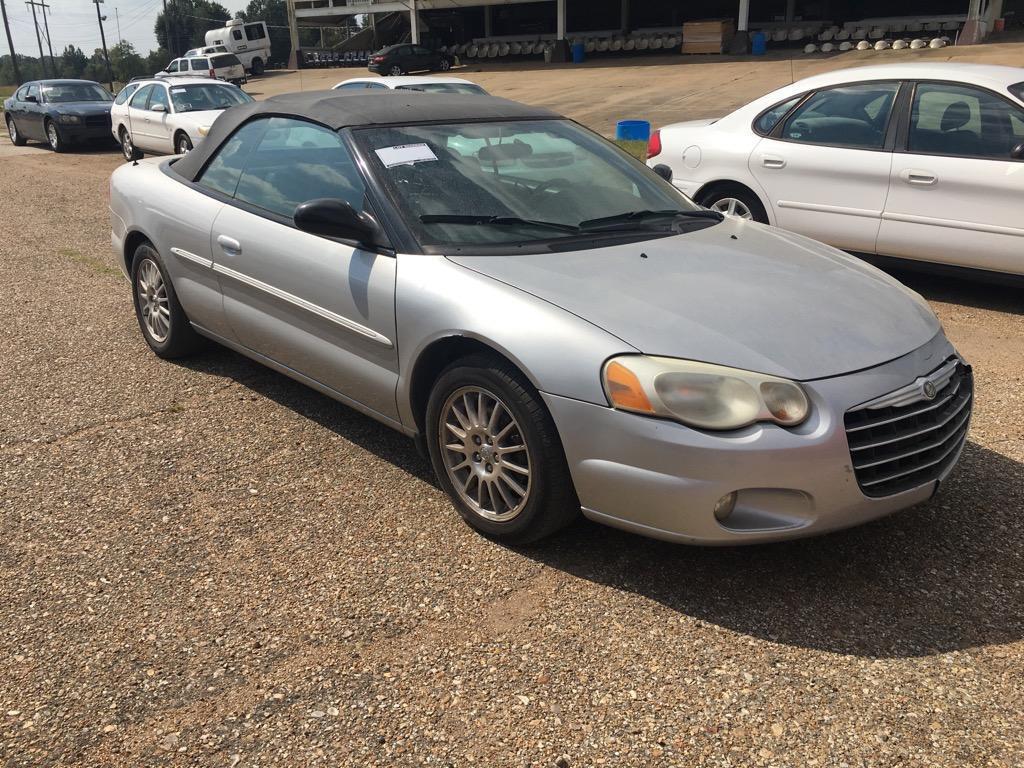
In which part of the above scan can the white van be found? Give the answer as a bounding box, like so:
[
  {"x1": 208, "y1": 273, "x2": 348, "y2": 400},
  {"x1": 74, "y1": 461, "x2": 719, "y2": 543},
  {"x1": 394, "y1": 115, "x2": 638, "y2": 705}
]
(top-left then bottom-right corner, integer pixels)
[
  {"x1": 156, "y1": 54, "x2": 247, "y2": 86},
  {"x1": 204, "y1": 19, "x2": 271, "y2": 75}
]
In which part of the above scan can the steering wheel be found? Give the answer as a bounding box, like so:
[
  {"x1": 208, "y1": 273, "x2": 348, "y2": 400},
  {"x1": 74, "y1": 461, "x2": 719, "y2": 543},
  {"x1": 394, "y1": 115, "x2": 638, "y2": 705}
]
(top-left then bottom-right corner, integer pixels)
[{"x1": 527, "y1": 177, "x2": 573, "y2": 199}]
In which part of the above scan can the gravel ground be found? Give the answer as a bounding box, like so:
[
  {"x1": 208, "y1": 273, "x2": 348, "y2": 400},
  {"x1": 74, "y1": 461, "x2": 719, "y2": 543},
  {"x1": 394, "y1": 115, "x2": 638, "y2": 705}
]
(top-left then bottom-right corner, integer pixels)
[{"x1": 1, "y1": 85, "x2": 1023, "y2": 767}]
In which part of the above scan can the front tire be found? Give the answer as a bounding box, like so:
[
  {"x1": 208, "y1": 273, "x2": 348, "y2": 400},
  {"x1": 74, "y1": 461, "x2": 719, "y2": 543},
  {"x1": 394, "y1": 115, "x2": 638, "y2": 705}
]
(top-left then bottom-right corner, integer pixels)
[
  {"x1": 131, "y1": 243, "x2": 203, "y2": 359},
  {"x1": 426, "y1": 354, "x2": 579, "y2": 544},
  {"x1": 175, "y1": 132, "x2": 193, "y2": 155},
  {"x1": 697, "y1": 183, "x2": 769, "y2": 223},
  {"x1": 7, "y1": 116, "x2": 26, "y2": 146},
  {"x1": 45, "y1": 120, "x2": 66, "y2": 153}
]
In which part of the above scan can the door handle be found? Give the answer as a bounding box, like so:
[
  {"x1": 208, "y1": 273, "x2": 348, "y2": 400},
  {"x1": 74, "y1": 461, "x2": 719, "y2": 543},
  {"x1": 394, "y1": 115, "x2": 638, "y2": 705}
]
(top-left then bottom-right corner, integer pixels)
[
  {"x1": 216, "y1": 235, "x2": 242, "y2": 254},
  {"x1": 761, "y1": 155, "x2": 786, "y2": 169},
  {"x1": 900, "y1": 169, "x2": 937, "y2": 186}
]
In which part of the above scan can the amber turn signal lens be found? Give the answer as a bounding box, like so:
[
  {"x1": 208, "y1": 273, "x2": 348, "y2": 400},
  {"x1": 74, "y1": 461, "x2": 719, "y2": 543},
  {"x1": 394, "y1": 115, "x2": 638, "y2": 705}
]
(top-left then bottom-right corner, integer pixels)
[{"x1": 605, "y1": 361, "x2": 654, "y2": 413}]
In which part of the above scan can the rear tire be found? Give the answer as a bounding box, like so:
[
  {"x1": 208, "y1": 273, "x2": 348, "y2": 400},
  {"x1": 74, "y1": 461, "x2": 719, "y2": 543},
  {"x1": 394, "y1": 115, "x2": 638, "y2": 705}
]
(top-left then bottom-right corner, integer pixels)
[
  {"x1": 120, "y1": 127, "x2": 142, "y2": 161},
  {"x1": 389, "y1": 65, "x2": 404, "y2": 76},
  {"x1": 6, "y1": 116, "x2": 26, "y2": 146},
  {"x1": 697, "y1": 183, "x2": 769, "y2": 223},
  {"x1": 130, "y1": 243, "x2": 203, "y2": 359},
  {"x1": 439, "y1": 58, "x2": 452, "y2": 71},
  {"x1": 426, "y1": 354, "x2": 579, "y2": 544}
]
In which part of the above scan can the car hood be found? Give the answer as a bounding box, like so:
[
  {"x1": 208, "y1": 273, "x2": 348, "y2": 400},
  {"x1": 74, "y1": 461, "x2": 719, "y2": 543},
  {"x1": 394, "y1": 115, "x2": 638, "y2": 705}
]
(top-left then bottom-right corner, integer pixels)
[
  {"x1": 446, "y1": 218, "x2": 940, "y2": 381},
  {"x1": 173, "y1": 109, "x2": 226, "y2": 127},
  {"x1": 49, "y1": 101, "x2": 113, "y2": 115}
]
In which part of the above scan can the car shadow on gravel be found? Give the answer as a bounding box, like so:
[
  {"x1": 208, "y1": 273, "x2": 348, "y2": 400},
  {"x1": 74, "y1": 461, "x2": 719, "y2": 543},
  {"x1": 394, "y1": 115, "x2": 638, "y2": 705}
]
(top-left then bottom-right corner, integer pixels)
[
  {"x1": 174, "y1": 349, "x2": 1022, "y2": 660},
  {"x1": 869, "y1": 263, "x2": 1023, "y2": 316},
  {"x1": 526, "y1": 441, "x2": 1024, "y2": 659}
]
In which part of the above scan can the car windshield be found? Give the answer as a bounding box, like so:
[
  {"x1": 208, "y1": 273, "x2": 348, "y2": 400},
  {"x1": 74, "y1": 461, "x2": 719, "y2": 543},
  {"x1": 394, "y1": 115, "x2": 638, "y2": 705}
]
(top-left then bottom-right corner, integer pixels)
[
  {"x1": 356, "y1": 119, "x2": 705, "y2": 250},
  {"x1": 41, "y1": 83, "x2": 112, "y2": 103},
  {"x1": 169, "y1": 83, "x2": 252, "y2": 113},
  {"x1": 396, "y1": 83, "x2": 488, "y2": 96}
]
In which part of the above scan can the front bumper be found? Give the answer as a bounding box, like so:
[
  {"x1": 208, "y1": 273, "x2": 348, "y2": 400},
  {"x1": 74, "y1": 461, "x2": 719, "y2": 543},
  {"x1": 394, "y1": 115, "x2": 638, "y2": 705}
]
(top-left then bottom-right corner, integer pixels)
[
  {"x1": 542, "y1": 332, "x2": 966, "y2": 545},
  {"x1": 60, "y1": 119, "x2": 113, "y2": 142}
]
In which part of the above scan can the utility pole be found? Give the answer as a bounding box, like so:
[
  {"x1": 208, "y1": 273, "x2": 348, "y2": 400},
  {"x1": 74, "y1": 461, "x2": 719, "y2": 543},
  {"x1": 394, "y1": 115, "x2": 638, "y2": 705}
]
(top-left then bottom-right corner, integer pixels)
[
  {"x1": 39, "y1": 0, "x2": 54, "y2": 68},
  {"x1": 162, "y1": 0, "x2": 173, "y2": 57},
  {"x1": 114, "y1": 6, "x2": 120, "y2": 41},
  {"x1": 26, "y1": 0, "x2": 47, "y2": 77},
  {"x1": 0, "y1": 0, "x2": 21, "y2": 84},
  {"x1": 92, "y1": 0, "x2": 114, "y2": 90}
]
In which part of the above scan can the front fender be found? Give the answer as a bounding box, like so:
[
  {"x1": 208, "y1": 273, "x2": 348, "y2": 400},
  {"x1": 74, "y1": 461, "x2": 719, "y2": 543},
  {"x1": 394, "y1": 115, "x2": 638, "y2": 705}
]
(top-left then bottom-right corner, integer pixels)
[{"x1": 394, "y1": 254, "x2": 636, "y2": 430}]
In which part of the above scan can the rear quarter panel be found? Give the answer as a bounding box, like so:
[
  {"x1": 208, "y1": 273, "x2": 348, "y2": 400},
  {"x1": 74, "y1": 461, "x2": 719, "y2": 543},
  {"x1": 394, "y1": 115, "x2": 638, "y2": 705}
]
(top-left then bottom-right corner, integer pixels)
[{"x1": 110, "y1": 159, "x2": 235, "y2": 340}]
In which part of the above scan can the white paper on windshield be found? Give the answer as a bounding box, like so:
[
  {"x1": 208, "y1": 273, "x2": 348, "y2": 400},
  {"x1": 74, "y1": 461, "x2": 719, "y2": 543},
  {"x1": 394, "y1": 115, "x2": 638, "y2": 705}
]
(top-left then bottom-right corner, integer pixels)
[
  {"x1": 375, "y1": 143, "x2": 437, "y2": 168},
  {"x1": 170, "y1": 87, "x2": 187, "y2": 94}
]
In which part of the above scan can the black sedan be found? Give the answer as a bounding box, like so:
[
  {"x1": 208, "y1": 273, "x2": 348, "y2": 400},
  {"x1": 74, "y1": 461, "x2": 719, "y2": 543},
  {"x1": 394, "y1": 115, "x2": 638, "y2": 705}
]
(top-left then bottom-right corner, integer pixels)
[
  {"x1": 368, "y1": 44, "x2": 453, "y2": 76},
  {"x1": 4, "y1": 79, "x2": 114, "y2": 152}
]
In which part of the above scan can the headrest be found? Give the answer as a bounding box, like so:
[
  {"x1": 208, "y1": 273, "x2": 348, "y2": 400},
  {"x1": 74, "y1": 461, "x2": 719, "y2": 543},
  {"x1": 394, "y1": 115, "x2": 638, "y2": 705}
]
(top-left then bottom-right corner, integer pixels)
[{"x1": 941, "y1": 101, "x2": 972, "y2": 132}]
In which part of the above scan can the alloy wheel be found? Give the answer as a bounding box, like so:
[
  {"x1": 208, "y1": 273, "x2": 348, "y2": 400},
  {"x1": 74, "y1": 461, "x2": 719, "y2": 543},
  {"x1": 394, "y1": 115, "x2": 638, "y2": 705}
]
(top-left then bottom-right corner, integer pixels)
[
  {"x1": 439, "y1": 386, "x2": 532, "y2": 523},
  {"x1": 7, "y1": 119, "x2": 16, "y2": 143},
  {"x1": 710, "y1": 197, "x2": 753, "y2": 219},
  {"x1": 121, "y1": 130, "x2": 134, "y2": 160},
  {"x1": 389, "y1": 65, "x2": 403, "y2": 76},
  {"x1": 136, "y1": 258, "x2": 171, "y2": 343},
  {"x1": 47, "y1": 123, "x2": 59, "y2": 150},
  {"x1": 177, "y1": 135, "x2": 192, "y2": 154}
]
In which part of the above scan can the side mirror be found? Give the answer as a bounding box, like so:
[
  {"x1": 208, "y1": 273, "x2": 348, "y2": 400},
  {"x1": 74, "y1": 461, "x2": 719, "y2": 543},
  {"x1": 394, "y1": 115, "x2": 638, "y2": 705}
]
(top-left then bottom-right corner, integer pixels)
[
  {"x1": 653, "y1": 163, "x2": 673, "y2": 182},
  {"x1": 1012, "y1": 142, "x2": 1024, "y2": 160},
  {"x1": 152, "y1": 103, "x2": 167, "y2": 113},
  {"x1": 25, "y1": 94, "x2": 38, "y2": 103},
  {"x1": 294, "y1": 198, "x2": 387, "y2": 250}
]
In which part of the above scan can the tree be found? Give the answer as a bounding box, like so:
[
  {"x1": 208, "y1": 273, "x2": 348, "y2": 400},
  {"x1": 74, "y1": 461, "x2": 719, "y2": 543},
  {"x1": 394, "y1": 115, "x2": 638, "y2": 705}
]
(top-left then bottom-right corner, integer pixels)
[
  {"x1": 109, "y1": 41, "x2": 146, "y2": 83},
  {"x1": 154, "y1": 0, "x2": 230, "y2": 58},
  {"x1": 59, "y1": 45, "x2": 88, "y2": 79}
]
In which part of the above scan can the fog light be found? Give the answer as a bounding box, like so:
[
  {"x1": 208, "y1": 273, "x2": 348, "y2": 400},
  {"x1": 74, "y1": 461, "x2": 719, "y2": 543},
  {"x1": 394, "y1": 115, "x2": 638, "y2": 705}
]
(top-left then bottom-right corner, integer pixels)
[{"x1": 714, "y1": 492, "x2": 738, "y2": 523}]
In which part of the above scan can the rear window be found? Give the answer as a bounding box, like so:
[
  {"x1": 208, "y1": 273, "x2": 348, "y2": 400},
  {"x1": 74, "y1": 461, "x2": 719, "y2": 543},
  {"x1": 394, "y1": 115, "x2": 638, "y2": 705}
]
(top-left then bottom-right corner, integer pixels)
[{"x1": 213, "y1": 54, "x2": 242, "y2": 68}]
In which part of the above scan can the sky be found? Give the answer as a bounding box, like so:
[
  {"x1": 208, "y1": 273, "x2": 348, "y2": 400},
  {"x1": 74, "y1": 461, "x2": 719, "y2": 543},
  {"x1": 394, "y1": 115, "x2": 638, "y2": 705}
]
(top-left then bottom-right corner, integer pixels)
[{"x1": 1, "y1": 0, "x2": 249, "y2": 59}]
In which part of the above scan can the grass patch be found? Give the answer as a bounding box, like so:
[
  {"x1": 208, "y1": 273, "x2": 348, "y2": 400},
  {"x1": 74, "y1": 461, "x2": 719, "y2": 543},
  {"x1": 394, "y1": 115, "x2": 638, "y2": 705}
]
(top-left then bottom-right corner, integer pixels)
[{"x1": 58, "y1": 247, "x2": 122, "y2": 277}]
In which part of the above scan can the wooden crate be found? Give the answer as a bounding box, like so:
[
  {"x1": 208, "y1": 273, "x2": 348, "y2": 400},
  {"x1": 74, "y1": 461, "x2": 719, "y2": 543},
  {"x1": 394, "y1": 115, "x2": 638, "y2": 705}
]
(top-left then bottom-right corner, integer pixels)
[{"x1": 682, "y1": 19, "x2": 735, "y2": 54}]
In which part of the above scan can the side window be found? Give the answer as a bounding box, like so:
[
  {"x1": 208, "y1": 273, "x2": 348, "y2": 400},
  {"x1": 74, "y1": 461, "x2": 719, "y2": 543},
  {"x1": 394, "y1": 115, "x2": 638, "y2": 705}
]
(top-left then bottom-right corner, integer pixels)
[
  {"x1": 198, "y1": 119, "x2": 270, "y2": 197},
  {"x1": 233, "y1": 117, "x2": 366, "y2": 218},
  {"x1": 166, "y1": 60, "x2": 179, "y2": 73},
  {"x1": 148, "y1": 85, "x2": 169, "y2": 112},
  {"x1": 129, "y1": 84, "x2": 153, "y2": 109},
  {"x1": 114, "y1": 83, "x2": 139, "y2": 105},
  {"x1": 413, "y1": 46, "x2": 432, "y2": 55},
  {"x1": 15, "y1": 85, "x2": 28, "y2": 100},
  {"x1": 781, "y1": 82, "x2": 899, "y2": 150},
  {"x1": 26, "y1": 84, "x2": 40, "y2": 101},
  {"x1": 245, "y1": 23, "x2": 265, "y2": 40},
  {"x1": 233, "y1": 28, "x2": 243, "y2": 41},
  {"x1": 909, "y1": 82, "x2": 1024, "y2": 160},
  {"x1": 364, "y1": 82, "x2": 387, "y2": 89},
  {"x1": 336, "y1": 82, "x2": 369, "y2": 90},
  {"x1": 755, "y1": 95, "x2": 801, "y2": 135},
  {"x1": 191, "y1": 59, "x2": 209, "y2": 71}
]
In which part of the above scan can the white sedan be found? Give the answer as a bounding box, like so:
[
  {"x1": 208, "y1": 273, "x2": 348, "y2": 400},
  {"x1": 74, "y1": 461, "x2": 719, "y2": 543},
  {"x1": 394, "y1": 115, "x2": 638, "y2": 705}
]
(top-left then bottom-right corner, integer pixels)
[
  {"x1": 649, "y1": 63, "x2": 1024, "y2": 276},
  {"x1": 111, "y1": 77, "x2": 252, "y2": 160},
  {"x1": 332, "y1": 75, "x2": 488, "y2": 95}
]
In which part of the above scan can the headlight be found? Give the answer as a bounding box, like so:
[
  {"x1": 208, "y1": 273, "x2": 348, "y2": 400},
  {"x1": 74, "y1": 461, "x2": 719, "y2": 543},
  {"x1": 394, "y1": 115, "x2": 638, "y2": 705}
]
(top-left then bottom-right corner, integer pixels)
[
  {"x1": 198, "y1": 125, "x2": 211, "y2": 137},
  {"x1": 58, "y1": 114, "x2": 82, "y2": 124},
  {"x1": 603, "y1": 356, "x2": 810, "y2": 430}
]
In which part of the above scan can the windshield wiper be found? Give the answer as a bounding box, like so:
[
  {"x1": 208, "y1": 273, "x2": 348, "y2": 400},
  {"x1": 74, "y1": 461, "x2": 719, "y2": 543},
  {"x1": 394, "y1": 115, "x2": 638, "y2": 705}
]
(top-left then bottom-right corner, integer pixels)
[
  {"x1": 578, "y1": 208, "x2": 724, "y2": 231},
  {"x1": 420, "y1": 214, "x2": 580, "y2": 234}
]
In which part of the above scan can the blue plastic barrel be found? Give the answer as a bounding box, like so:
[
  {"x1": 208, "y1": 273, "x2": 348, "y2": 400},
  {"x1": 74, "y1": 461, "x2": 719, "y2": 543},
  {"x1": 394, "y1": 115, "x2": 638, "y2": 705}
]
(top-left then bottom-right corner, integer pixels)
[
  {"x1": 572, "y1": 41, "x2": 586, "y2": 63},
  {"x1": 614, "y1": 120, "x2": 651, "y2": 161},
  {"x1": 751, "y1": 31, "x2": 767, "y2": 55}
]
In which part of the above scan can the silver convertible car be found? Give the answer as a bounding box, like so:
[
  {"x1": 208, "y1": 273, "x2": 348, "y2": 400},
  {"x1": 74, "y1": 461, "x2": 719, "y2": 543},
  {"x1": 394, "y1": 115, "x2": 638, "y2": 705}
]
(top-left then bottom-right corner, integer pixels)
[{"x1": 109, "y1": 91, "x2": 973, "y2": 545}]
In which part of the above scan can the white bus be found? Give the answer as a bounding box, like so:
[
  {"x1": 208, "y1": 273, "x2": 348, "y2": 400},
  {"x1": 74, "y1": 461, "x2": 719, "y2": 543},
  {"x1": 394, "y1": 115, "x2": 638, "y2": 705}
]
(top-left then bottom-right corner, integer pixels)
[{"x1": 204, "y1": 19, "x2": 271, "y2": 75}]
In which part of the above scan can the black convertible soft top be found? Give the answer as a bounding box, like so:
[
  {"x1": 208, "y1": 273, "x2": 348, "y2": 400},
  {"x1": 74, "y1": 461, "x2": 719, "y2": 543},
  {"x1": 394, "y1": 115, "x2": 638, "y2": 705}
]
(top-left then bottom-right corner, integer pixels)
[{"x1": 172, "y1": 90, "x2": 559, "y2": 182}]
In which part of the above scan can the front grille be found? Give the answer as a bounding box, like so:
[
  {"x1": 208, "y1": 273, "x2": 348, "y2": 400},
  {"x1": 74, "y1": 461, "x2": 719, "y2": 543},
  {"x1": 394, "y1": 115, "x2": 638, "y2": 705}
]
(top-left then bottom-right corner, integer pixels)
[
  {"x1": 85, "y1": 114, "x2": 110, "y2": 127},
  {"x1": 844, "y1": 360, "x2": 973, "y2": 497}
]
